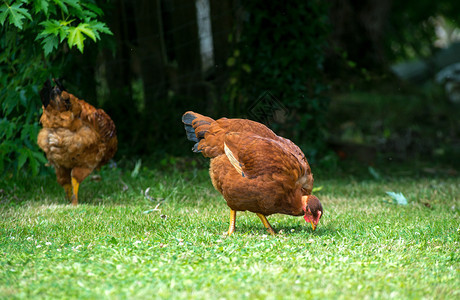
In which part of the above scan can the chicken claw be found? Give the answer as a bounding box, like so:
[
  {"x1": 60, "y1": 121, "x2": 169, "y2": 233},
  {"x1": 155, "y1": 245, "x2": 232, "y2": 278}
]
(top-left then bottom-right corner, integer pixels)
[
  {"x1": 257, "y1": 213, "x2": 276, "y2": 235},
  {"x1": 70, "y1": 177, "x2": 79, "y2": 206},
  {"x1": 63, "y1": 184, "x2": 72, "y2": 200},
  {"x1": 227, "y1": 209, "x2": 236, "y2": 236}
]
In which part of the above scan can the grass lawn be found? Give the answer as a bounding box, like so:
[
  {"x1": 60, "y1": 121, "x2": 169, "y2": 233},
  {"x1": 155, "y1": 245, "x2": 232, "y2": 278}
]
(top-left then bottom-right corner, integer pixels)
[{"x1": 0, "y1": 165, "x2": 459, "y2": 299}]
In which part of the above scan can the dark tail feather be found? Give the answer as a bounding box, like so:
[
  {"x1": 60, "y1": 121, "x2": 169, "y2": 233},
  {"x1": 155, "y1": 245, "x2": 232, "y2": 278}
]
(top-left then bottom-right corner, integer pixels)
[
  {"x1": 185, "y1": 127, "x2": 198, "y2": 141},
  {"x1": 182, "y1": 111, "x2": 197, "y2": 126},
  {"x1": 39, "y1": 78, "x2": 66, "y2": 108},
  {"x1": 52, "y1": 78, "x2": 66, "y2": 92},
  {"x1": 182, "y1": 111, "x2": 213, "y2": 153},
  {"x1": 39, "y1": 79, "x2": 52, "y2": 108},
  {"x1": 182, "y1": 112, "x2": 198, "y2": 142}
]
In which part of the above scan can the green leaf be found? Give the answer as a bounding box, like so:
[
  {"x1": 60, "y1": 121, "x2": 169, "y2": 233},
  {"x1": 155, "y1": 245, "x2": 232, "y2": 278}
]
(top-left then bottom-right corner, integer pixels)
[
  {"x1": 63, "y1": 0, "x2": 81, "y2": 9},
  {"x1": 34, "y1": 0, "x2": 49, "y2": 16},
  {"x1": 67, "y1": 22, "x2": 107, "y2": 52},
  {"x1": 0, "y1": 141, "x2": 16, "y2": 153},
  {"x1": 2, "y1": 93, "x2": 18, "y2": 116},
  {"x1": 0, "y1": 5, "x2": 8, "y2": 26},
  {"x1": 82, "y1": 10, "x2": 97, "y2": 19},
  {"x1": 31, "y1": 150, "x2": 48, "y2": 164},
  {"x1": 58, "y1": 28, "x2": 67, "y2": 42},
  {"x1": 27, "y1": 148, "x2": 45, "y2": 176},
  {"x1": 17, "y1": 148, "x2": 28, "y2": 171},
  {"x1": 63, "y1": 0, "x2": 84, "y2": 18},
  {"x1": 14, "y1": 2, "x2": 32, "y2": 21},
  {"x1": 67, "y1": 25, "x2": 86, "y2": 53},
  {"x1": 77, "y1": 23, "x2": 97, "y2": 42},
  {"x1": 28, "y1": 154, "x2": 39, "y2": 175},
  {"x1": 53, "y1": 0, "x2": 69, "y2": 14},
  {"x1": 57, "y1": 19, "x2": 74, "y2": 42},
  {"x1": 82, "y1": 2, "x2": 104, "y2": 16},
  {"x1": 0, "y1": 119, "x2": 16, "y2": 140},
  {"x1": 89, "y1": 20, "x2": 112, "y2": 35},
  {"x1": 39, "y1": 20, "x2": 62, "y2": 36},
  {"x1": 2, "y1": 2, "x2": 32, "y2": 29},
  {"x1": 18, "y1": 88, "x2": 27, "y2": 107},
  {"x1": 41, "y1": 35, "x2": 59, "y2": 56},
  {"x1": 36, "y1": 19, "x2": 69, "y2": 52},
  {"x1": 59, "y1": 19, "x2": 74, "y2": 26}
]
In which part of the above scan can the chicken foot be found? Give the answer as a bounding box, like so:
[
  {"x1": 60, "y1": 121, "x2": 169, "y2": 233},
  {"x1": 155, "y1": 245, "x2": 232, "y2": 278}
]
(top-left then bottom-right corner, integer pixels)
[
  {"x1": 68, "y1": 167, "x2": 92, "y2": 206},
  {"x1": 256, "y1": 213, "x2": 276, "y2": 235},
  {"x1": 227, "y1": 210, "x2": 276, "y2": 235},
  {"x1": 55, "y1": 167, "x2": 74, "y2": 202},
  {"x1": 63, "y1": 184, "x2": 73, "y2": 200},
  {"x1": 227, "y1": 209, "x2": 236, "y2": 235},
  {"x1": 70, "y1": 177, "x2": 80, "y2": 206},
  {"x1": 59, "y1": 177, "x2": 80, "y2": 205}
]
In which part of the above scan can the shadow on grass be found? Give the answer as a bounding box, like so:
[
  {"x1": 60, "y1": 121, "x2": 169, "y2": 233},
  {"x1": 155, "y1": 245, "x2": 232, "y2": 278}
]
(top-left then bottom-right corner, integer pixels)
[{"x1": 236, "y1": 222, "x2": 337, "y2": 237}]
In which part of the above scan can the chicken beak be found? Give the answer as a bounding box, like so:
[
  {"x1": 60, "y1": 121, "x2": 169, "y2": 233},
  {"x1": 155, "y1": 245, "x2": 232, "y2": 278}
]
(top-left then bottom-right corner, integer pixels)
[{"x1": 304, "y1": 213, "x2": 317, "y2": 231}]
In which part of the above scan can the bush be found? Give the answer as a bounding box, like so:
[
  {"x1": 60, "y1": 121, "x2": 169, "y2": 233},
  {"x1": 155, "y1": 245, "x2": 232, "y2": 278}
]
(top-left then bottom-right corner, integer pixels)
[{"x1": 0, "y1": 0, "x2": 111, "y2": 177}]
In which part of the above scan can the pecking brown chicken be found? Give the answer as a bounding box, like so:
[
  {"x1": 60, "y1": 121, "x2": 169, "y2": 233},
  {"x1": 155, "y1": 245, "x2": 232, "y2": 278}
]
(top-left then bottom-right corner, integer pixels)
[
  {"x1": 37, "y1": 79, "x2": 117, "y2": 205},
  {"x1": 182, "y1": 111, "x2": 322, "y2": 235}
]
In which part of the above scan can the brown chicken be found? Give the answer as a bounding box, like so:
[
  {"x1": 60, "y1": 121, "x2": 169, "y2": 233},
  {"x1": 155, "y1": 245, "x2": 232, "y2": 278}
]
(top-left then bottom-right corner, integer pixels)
[
  {"x1": 37, "y1": 79, "x2": 117, "y2": 205},
  {"x1": 182, "y1": 111, "x2": 322, "y2": 235}
]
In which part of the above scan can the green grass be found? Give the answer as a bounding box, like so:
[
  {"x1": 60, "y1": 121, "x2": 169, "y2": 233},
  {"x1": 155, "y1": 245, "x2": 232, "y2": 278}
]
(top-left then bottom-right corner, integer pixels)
[{"x1": 0, "y1": 166, "x2": 459, "y2": 299}]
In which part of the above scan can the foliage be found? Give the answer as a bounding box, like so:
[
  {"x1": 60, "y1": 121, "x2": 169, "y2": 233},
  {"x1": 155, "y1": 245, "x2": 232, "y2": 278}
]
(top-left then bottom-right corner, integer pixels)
[
  {"x1": 0, "y1": 168, "x2": 459, "y2": 298},
  {"x1": 0, "y1": 0, "x2": 112, "y2": 177},
  {"x1": 386, "y1": 0, "x2": 460, "y2": 62},
  {"x1": 225, "y1": 0, "x2": 330, "y2": 157}
]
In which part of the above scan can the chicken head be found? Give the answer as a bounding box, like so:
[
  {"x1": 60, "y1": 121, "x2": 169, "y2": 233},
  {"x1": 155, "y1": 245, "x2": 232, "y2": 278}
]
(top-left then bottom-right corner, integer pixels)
[{"x1": 302, "y1": 195, "x2": 323, "y2": 230}]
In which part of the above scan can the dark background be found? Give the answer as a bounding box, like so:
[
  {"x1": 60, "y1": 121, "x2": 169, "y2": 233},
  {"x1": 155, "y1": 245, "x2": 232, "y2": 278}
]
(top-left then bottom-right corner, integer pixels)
[{"x1": 2, "y1": 0, "x2": 460, "y2": 176}]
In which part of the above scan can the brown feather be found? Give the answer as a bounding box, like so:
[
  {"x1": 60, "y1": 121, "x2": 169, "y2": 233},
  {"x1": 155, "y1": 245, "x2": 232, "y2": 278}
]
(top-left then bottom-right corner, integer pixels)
[
  {"x1": 182, "y1": 111, "x2": 317, "y2": 219},
  {"x1": 37, "y1": 83, "x2": 117, "y2": 201}
]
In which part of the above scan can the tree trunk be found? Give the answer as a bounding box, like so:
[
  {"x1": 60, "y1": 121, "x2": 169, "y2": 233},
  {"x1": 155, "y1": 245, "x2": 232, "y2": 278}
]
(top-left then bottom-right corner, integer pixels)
[{"x1": 170, "y1": 0, "x2": 203, "y2": 97}]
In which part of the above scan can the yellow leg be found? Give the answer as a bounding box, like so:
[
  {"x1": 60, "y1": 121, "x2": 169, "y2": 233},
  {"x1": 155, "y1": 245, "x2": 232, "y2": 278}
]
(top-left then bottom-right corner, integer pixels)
[
  {"x1": 71, "y1": 177, "x2": 79, "y2": 206},
  {"x1": 63, "y1": 184, "x2": 72, "y2": 200},
  {"x1": 256, "y1": 213, "x2": 276, "y2": 235},
  {"x1": 227, "y1": 209, "x2": 236, "y2": 236}
]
